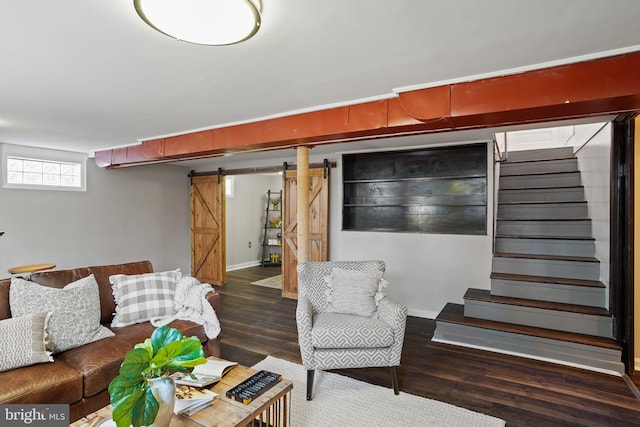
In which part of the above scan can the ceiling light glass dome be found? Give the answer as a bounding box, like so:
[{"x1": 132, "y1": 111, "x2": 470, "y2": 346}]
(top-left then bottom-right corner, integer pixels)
[{"x1": 134, "y1": 0, "x2": 261, "y2": 46}]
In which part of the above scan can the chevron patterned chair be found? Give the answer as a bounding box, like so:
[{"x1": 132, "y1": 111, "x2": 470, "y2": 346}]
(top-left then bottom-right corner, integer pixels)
[{"x1": 296, "y1": 260, "x2": 408, "y2": 400}]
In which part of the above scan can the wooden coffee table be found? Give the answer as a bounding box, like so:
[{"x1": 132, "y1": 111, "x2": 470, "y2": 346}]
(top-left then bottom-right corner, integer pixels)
[{"x1": 72, "y1": 362, "x2": 292, "y2": 427}]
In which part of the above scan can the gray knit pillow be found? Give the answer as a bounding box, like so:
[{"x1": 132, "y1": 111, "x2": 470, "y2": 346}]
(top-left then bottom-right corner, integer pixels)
[
  {"x1": 10, "y1": 275, "x2": 114, "y2": 353},
  {"x1": 326, "y1": 268, "x2": 384, "y2": 317},
  {"x1": 0, "y1": 312, "x2": 53, "y2": 372}
]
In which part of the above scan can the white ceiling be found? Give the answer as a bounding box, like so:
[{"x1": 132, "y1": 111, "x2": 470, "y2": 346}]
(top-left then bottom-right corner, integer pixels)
[{"x1": 1, "y1": 1, "x2": 639, "y2": 161}]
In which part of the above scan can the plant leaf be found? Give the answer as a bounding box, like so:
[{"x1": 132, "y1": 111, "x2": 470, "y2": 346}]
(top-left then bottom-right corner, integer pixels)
[
  {"x1": 150, "y1": 325, "x2": 182, "y2": 354},
  {"x1": 111, "y1": 385, "x2": 145, "y2": 427},
  {"x1": 119, "y1": 347, "x2": 151, "y2": 380}
]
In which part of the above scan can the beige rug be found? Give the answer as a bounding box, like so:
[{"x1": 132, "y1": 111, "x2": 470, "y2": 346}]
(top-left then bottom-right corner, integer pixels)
[
  {"x1": 252, "y1": 356, "x2": 505, "y2": 427},
  {"x1": 250, "y1": 274, "x2": 282, "y2": 289}
]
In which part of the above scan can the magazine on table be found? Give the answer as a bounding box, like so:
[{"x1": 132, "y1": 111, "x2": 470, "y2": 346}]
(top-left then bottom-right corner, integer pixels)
[
  {"x1": 174, "y1": 385, "x2": 218, "y2": 416},
  {"x1": 171, "y1": 357, "x2": 238, "y2": 388}
]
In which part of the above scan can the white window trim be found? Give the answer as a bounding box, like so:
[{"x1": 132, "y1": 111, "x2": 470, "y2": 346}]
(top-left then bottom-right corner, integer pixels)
[{"x1": 1, "y1": 143, "x2": 87, "y2": 191}]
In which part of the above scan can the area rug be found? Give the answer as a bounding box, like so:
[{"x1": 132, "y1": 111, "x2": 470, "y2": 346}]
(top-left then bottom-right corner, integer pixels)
[
  {"x1": 250, "y1": 274, "x2": 282, "y2": 289},
  {"x1": 252, "y1": 356, "x2": 505, "y2": 427}
]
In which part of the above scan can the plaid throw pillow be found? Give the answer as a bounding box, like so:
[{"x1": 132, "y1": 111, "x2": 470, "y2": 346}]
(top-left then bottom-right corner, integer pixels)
[{"x1": 109, "y1": 269, "x2": 181, "y2": 327}]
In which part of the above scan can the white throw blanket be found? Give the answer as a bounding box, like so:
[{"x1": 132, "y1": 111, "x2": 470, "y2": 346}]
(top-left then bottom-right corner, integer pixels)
[{"x1": 151, "y1": 276, "x2": 221, "y2": 339}]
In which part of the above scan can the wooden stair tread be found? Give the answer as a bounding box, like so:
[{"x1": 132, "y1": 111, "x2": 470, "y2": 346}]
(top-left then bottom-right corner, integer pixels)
[
  {"x1": 464, "y1": 288, "x2": 610, "y2": 316},
  {"x1": 490, "y1": 272, "x2": 605, "y2": 288},
  {"x1": 496, "y1": 217, "x2": 590, "y2": 222},
  {"x1": 500, "y1": 170, "x2": 579, "y2": 178},
  {"x1": 499, "y1": 185, "x2": 584, "y2": 191},
  {"x1": 498, "y1": 200, "x2": 586, "y2": 205},
  {"x1": 494, "y1": 252, "x2": 599, "y2": 263},
  {"x1": 437, "y1": 303, "x2": 621, "y2": 350},
  {"x1": 495, "y1": 234, "x2": 594, "y2": 241},
  {"x1": 502, "y1": 156, "x2": 575, "y2": 165}
]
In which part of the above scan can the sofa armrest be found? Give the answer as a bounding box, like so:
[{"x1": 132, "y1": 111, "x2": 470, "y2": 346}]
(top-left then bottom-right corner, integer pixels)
[
  {"x1": 203, "y1": 291, "x2": 221, "y2": 357},
  {"x1": 205, "y1": 291, "x2": 221, "y2": 314},
  {"x1": 377, "y1": 298, "x2": 408, "y2": 366},
  {"x1": 296, "y1": 294, "x2": 315, "y2": 368}
]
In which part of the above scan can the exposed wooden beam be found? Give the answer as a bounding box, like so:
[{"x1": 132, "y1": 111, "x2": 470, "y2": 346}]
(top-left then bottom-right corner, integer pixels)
[
  {"x1": 296, "y1": 146, "x2": 310, "y2": 264},
  {"x1": 95, "y1": 51, "x2": 640, "y2": 168}
]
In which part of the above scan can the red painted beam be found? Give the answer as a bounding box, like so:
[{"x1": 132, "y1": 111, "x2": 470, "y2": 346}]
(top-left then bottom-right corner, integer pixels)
[
  {"x1": 95, "y1": 51, "x2": 640, "y2": 168},
  {"x1": 450, "y1": 52, "x2": 640, "y2": 127}
]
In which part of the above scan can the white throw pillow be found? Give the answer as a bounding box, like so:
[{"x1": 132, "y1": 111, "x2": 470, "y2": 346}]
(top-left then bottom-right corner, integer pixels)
[
  {"x1": 10, "y1": 275, "x2": 114, "y2": 353},
  {"x1": 325, "y1": 268, "x2": 384, "y2": 317},
  {"x1": 110, "y1": 269, "x2": 181, "y2": 327},
  {"x1": 0, "y1": 312, "x2": 53, "y2": 372}
]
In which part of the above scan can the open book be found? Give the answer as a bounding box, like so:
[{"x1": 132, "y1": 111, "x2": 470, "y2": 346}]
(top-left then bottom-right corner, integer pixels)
[
  {"x1": 174, "y1": 385, "x2": 218, "y2": 416},
  {"x1": 171, "y1": 357, "x2": 238, "y2": 388}
]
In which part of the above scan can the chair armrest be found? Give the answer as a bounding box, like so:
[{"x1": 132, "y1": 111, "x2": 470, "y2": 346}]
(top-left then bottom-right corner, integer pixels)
[
  {"x1": 377, "y1": 298, "x2": 408, "y2": 366},
  {"x1": 296, "y1": 294, "x2": 315, "y2": 368}
]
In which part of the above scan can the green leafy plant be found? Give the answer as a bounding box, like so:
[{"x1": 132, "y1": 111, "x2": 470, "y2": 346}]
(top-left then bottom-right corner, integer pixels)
[{"x1": 108, "y1": 326, "x2": 207, "y2": 427}]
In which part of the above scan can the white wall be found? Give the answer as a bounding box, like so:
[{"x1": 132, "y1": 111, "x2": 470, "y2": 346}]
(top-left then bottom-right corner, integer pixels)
[
  {"x1": 226, "y1": 174, "x2": 282, "y2": 270},
  {"x1": 0, "y1": 161, "x2": 191, "y2": 275},
  {"x1": 199, "y1": 141, "x2": 495, "y2": 319},
  {"x1": 575, "y1": 123, "x2": 612, "y2": 287}
]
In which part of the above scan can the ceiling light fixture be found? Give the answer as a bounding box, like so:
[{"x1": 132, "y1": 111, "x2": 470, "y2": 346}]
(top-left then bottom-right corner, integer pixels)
[{"x1": 134, "y1": 0, "x2": 261, "y2": 46}]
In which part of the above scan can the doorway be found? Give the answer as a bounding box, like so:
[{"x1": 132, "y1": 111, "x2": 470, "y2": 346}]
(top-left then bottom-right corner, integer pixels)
[{"x1": 225, "y1": 173, "x2": 283, "y2": 289}]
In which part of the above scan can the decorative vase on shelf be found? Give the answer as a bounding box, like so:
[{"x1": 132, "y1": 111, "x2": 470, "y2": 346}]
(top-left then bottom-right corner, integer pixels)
[{"x1": 146, "y1": 377, "x2": 175, "y2": 427}]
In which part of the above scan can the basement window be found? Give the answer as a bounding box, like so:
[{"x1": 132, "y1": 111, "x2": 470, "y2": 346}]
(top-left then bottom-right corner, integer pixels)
[{"x1": 1, "y1": 144, "x2": 87, "y2": 191}]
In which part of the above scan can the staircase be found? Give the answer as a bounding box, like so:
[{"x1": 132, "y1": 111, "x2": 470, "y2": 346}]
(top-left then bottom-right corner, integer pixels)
[{"x1": 433, "y1": 147, "x2": 624, "y2": 375}]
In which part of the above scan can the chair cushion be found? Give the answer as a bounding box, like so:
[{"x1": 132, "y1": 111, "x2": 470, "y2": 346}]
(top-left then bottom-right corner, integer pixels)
[{"x1": 311, "y1": 312, "x2": 394, "y2": 349}]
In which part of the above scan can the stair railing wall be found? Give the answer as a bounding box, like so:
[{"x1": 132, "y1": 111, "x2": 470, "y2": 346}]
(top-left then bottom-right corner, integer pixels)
[{"x1": 574, "y1": 123, "x2": 613, "y2": 291}]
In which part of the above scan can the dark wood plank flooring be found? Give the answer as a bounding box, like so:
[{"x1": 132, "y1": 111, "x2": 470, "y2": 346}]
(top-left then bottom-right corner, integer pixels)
[{"x1": 215, "y1": 266, "x2": 640, "y2": 427}]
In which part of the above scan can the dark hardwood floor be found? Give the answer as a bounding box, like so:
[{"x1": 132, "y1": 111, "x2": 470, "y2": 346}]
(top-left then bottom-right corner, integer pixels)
[{"x1": 215, "y1": 266, "x2": 640, "y2": 427}]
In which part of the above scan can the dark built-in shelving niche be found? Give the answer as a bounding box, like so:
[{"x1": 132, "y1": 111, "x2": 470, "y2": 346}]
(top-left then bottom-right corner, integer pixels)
[{"x1": 342, "y1": 143, "x2": 488, "y2": 235}]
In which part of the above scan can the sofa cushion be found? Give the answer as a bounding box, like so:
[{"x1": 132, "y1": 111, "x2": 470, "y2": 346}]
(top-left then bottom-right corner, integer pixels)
[
  {"x1": 311, "y1": 312, "x2": 394, "y2": 349},
  {"x1": 0, "y1": 312, "x2": 53, "y2": 372},
  {"x1": 10, "y1": 275, "x2": 114, "y2": 353},
  {"x1": 110, "y1": 269, "x2": 180, "y2": 327},
  {"x1": 0, "y1": 359, "x2": 83, "y2": 404},
  {"x1": 56, "y1": 335, "x2": 133, "y2": 398}
]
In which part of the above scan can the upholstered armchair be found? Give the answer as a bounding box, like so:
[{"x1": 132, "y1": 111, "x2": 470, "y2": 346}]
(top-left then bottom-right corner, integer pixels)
[{"x1": 296, "y1": 261, "x2": 408, "y2": 400}]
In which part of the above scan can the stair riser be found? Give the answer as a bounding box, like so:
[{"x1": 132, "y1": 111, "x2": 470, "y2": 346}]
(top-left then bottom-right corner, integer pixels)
[
  {"x1": 433, "y1": 321, "x2": 623, "y2": 374},
  {"x1": 499, "y1": 187, "x2": 584, "y2": 203},
  {"x1": 464, "y1": 299, "x2": 613, "y2": 338},
  {"x1": 500, "y1": 158, "x2": 578, "y2": 175},
  {"x1": 498, "y1": 202, "x2": 588, "y2": 219},
  {"x1": 496, "y1": 220, "x2": 591, "y2": 237},
  {"x1": 500, "y1": 172, "x2": 581, "y2": 189},
  {"x1": 491, "y1": 278, "x2": 606, "y2": 307},
  {"x1": 495, "y1": 237, "x2": 595, "y2": 257},
  {"x1": 505, "y1": 147, "x2": 574, "y2": 162},
  {"x1": 492, "y1": 257, "x2": 599, "y2": 281}
]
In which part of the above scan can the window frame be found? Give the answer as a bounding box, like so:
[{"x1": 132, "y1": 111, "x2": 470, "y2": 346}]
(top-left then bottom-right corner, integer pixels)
[{"x1": 1, "y1": 143, "x2": 87, "y2": 192}]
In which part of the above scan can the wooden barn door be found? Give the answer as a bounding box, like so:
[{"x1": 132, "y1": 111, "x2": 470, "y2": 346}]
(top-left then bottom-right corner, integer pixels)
[
  {"x1": 191, "y1": 175, "x2": 226, "y2": 285},
  {"x1": 281, "y1": 167, "x2": 329, "y2": 299}
]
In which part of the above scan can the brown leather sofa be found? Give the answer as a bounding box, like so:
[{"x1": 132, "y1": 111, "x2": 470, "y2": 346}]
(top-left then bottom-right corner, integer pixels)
[{"x1": 0, "y1": 260, "x2": 221, "y2": 422}]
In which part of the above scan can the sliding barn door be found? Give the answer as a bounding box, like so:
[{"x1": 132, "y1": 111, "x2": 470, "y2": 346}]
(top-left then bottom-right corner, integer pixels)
[
  {"x1": 281, "y1": 168, "x2": 329, "y2": 299},
  {"x1": 191, "y1": 175, "x2": 226, "y2": 286}
]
